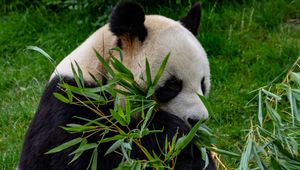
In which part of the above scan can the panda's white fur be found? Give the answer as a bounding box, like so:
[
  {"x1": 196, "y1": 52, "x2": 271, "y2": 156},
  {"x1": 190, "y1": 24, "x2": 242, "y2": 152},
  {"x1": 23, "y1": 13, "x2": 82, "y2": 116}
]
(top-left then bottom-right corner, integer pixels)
[
  {"x1": 19, "y1": 2, "x2": 215, "y2": 170},
  {"x1": 52, "y1": 15, "x2": 210, "y2": 125}
]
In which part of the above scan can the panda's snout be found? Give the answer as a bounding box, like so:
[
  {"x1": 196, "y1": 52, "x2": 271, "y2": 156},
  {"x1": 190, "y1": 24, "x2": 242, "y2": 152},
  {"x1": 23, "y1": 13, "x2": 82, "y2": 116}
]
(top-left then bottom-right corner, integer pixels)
[
  {"x1": 185, "y1": 112, "x2": 209, "y2": 127},
  {"x1": 187, "y1": 118, "x2": 202, "y2": 126}
]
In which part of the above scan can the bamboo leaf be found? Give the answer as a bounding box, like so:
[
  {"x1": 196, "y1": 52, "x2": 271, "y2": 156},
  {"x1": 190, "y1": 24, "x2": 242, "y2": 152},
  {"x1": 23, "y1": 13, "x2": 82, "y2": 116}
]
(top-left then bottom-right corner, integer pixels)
[
  {"x1": 292, "y1": 89, "x2": 300, "y2": 100},
  {"x1": 110, "y1": 47, "x2": 124, "y2": 62},
  {"x1": 262, "y1": 89, "x2": 282, "y2": 101},
  {"x1": 74, "y1": 61, "x2": 84, "y2": 88},
  {"x1": 258, "y1": 89, "x2": 263, "y2": 126},
  {"x1": 91, "y1": 149, "x2": 98, "y2": 170},
  {"x1": 146, "y1": 86, "x2": 155, "y2": 99},
  {"x1": 122, "y1": 142, "x2": 132, "y2": 150},
  {"x1": 94, "y1": 50, "x2": 114, "y2": 76},
  {"x1": 53, "y1": 92, "x2": 70, "y2": 103},
  {"x1": 153, "y1": 52, "x2": 170, "y2": 86},
  {"x1": 140, "y1": 106, "x2": 155, "y2": 136},
  {"x1": 70, "y1": 143, "x2": 98, "y2": 155},
  {"x1": 145, "y1": 58, "x2": 152, "y2": 86},
  {"x1": 271, "y1": 157, "x2": 282, "y2": 170},
  {"x1": 71, "y1": 62, "x2": 82, "y2": 88},
  {"x1": 110, "y1": 109, "x2": 127, "y2": 126},
  {"x1": 201, "y1": 147, "x2": 209, "y2": 169},
  {"x1": 286, "y1": 85, "x2": 296, "y2": 125},
  {"x1": 45, "y1": 138, "x2": 82, "y2": 154},
  {"x1": 173, "y1": 120, "x2": 203, "y2": 157},
  {"x1": 207, "y1": 147, "x2": 240, "y2": 157},
  {"x1": 105, "y1": 139, "x2": 123, "y2": 156},
  {"x1": 125, "y1": 98, "x2": 131, "y2": 125},
  {"x1": 252, "y1": 143, "x2": 266, "y2": 170},
  {"x1": 27, "y1": 46, "x2": 55, "y2": 63},
  {"x1": 198, "y1": 95, "x2": 213, "y2": 115},
  {"x1": 238, "y1": 133, "x2": 253, "y2": 170},
  {"x1": 292, "y1": 95, "x2": 300, "y2": 122},
  {"x1": 290, "y1": 72, "x2": 300, "y2": 86},
  {"x1": 100, "y1": 134, "x2": 125, "y2": 143},
  {"x1": 111, "y1": 56, "x2": 134, "y2": 79},
  {"x1": 266, "y1": 102, "x2": 282, "y2": 124},
  {"x1": 69, "y1": 138, "x2": 87, "y2": 163}
]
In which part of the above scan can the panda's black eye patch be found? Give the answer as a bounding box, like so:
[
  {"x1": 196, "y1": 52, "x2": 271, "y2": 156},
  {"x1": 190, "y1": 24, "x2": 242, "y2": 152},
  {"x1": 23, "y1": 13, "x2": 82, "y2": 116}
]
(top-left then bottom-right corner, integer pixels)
[
  {"x1": 201, "y1": 77, "x2": 206, "y2": 95},
  {"x1": 155, "y1": 76, "x2": 183, "y2": 103}
]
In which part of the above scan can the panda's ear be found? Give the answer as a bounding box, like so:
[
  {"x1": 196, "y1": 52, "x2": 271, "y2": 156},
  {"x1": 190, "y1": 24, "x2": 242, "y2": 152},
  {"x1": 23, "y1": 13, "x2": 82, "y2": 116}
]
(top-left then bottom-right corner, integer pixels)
[
  {"x1": 180, "y1": 3, "x2": 201, "y2": 35},
  {"x1": 109, "y1": 1, "x2": 147, "y2": 42}
]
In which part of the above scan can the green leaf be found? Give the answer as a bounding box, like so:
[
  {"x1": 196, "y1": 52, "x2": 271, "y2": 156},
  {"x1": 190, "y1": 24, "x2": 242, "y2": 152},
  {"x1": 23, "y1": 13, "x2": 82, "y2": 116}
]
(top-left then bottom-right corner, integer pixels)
[
  {"x1": 201, "y1": 147, "x2": 209, "y2": 170},
  {"x1": 27, "y1": 46, "x2": 55, "y2": 63},
  {"x1": 145, "y1": 58, "x2": 152, "y2": 86},
  {"x1": 125, "y1": 98, "x2": 131, "y2": 125},
  {"x1": 286, "y1": 85, "x2": 296, "y2": 125},
  {"x1": 69, "y1": 138, "x2": 87, "y2": 163},
  {"x1": 153, "y1": 52, "x2": 170, "y2": 86},
  {"x1": 110, "y1": 47, "x2": 124, "y2": 62},
  {"x1": 45, "y1": 137, "x2": 82, "y2": 154},
  {"x1": 105, "y1": 139, "x2": 123, "y2": 156},
  {"x1": 252, "y1": 143, "x2": 266, "y2": 170},
  {"x1": 238, "y1": 133, "x2": 253, "y2": 170},
  {"x1": 70, "y1": 143, "x2": 98, "y2": 155},
  {"x1": 65, "y1": 87, "x2": 73, "y2": 103},
  {"x1": 74, "y1": 61, "x2": 84, "y2": 88},
  {"x1": 164, "y1": 136, "x2": 169, "y2": 155},
  {"x1": 261, "y1": 89, "x2": 282, "y2": 101},
  {"x1": 271, "y1": 156, "x2": 282, "y2": 170},
  {"x1": 198, "y1": 95, "x2": 213, "y2": 115},
  {"x1": 111, "y1": 56, "x2": 134, "y2": 79},
  {"x1": 207, "y1": 147, "x2": 240, "y2": 157},
  {"x1": 62, "y1": 124, "x2": 97, "y2": 133},
  {"x1": 140, "y1": 106, "x2": 155, "y2": 135},
  {"x1": 273, "y1": 140, "x2": 298, "y2": 161},
  {"x1": 132, "y1": 161, "x2": 141, "y2": 170},
  {"x1": 122, "y1": 142, "x2": 132, "y2": 150},
  {"x1": 290, "y1": 72, "x2": 300, "y2": 86},
  {"x1": 266, "y1": 102, "x2": 282, "y2": 124},
  {"x1": 292, "y1": 89, "x2": 300, "y2": 100},
  {"x1": 91, "y1": 149, "x2": 98, "y2": 170},
  {"x1": 100, "y1": 134, "x2": 125, "y2": 143},
  {"x1": 53, "y1": 92, "x2": 70, "y2": 103},
  {"x1": 131, "y1": 101, "x2": 156, "y2": 115},
  {"x1": 146, "y1": 86, "x2": 155, "y2": 99},
  {"x1": 258, "y1": 89, "x2": 263, "y2": 126},
  {"x1": 172, "y1": 120, "x2": 203, "y2": 157},
  {"x1": 94, "y1": 50, "x2": 114, "y2": 76},
  {"x1": 291, "y1": 95, "x2": 300, "y2": 122},
  {"x1": 110, "y1": 109, "x2": 127, "y2": 126},
  {"x1": 71, "y1": 62, "x2": 82, "y2": 88}
]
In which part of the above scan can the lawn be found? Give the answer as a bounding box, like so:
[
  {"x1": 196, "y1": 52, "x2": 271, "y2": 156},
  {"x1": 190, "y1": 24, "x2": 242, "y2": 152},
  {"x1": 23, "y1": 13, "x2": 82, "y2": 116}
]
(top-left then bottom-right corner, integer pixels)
[{"x1": 0, "y1": 0, "x2": 299, "y2": 169}]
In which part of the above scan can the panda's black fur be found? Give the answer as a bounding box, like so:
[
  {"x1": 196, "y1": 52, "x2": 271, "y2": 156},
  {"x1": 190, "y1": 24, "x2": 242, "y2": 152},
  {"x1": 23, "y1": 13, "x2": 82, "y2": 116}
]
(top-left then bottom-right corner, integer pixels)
[{"x1": 19, "y1": 1, "x2": 216, "y2": 170}]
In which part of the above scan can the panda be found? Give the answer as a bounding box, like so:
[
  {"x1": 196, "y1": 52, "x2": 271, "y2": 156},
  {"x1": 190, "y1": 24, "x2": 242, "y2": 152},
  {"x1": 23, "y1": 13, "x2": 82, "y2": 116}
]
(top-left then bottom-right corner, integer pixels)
[{"x1": 19, "y1": 1, "x2": 215, "y2": 170}]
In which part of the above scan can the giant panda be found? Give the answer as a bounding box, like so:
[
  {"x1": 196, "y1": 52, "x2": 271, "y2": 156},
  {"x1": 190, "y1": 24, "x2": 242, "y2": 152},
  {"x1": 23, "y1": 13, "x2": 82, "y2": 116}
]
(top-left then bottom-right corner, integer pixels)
[{"x1": 19, "y1": 1, "x2": 215, "y2": 170}]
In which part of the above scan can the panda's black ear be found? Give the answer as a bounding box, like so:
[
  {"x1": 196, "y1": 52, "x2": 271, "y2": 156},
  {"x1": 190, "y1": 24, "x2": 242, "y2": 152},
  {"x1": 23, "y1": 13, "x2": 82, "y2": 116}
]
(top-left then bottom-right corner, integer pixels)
[
  {"x1": 180, "y1": 3, "x2": 201, "y2": 35},
  {"x1": 109, "y1": 1, "x2": 147, "y2": 42}
]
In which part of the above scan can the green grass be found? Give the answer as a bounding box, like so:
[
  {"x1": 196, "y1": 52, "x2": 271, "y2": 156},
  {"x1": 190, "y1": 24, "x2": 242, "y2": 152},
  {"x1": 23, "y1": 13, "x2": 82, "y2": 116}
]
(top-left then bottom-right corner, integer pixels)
[{"x1": 0, "y1": 0, "x2": 299, "y2": 169}]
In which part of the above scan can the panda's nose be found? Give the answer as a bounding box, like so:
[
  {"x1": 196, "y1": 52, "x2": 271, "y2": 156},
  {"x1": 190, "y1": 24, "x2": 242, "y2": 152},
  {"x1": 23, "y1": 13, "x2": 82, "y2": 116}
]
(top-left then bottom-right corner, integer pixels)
[{"x1": 187, "y1": 118, "x2": 201, "y2": 127}]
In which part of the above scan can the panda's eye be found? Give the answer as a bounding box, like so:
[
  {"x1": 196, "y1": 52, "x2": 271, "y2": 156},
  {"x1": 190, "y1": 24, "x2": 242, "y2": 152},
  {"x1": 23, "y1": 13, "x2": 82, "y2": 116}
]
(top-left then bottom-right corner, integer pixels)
[
  {"x1": 155, "y1": 76, "x2": 183, "y2": 103},
  {"x1": 201, "y1": 77, "x2": 206, "y2": 95}
]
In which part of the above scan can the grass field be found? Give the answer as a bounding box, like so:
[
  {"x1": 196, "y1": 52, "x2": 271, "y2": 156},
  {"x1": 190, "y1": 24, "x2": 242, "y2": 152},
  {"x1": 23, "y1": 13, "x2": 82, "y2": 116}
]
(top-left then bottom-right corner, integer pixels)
[{"x1": 0, "y1": 0, "x2": 299, "y2": 169}]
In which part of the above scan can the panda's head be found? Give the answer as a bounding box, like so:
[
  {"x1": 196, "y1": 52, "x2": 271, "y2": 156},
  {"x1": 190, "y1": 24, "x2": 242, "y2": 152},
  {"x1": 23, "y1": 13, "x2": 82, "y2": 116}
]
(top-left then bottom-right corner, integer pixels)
[
  {"x1": 53, "y1": 1, "x2": 210, "y2": 127},
  {"x1": 108, "y1": 2, "x2": 210, "y2": 126}
]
